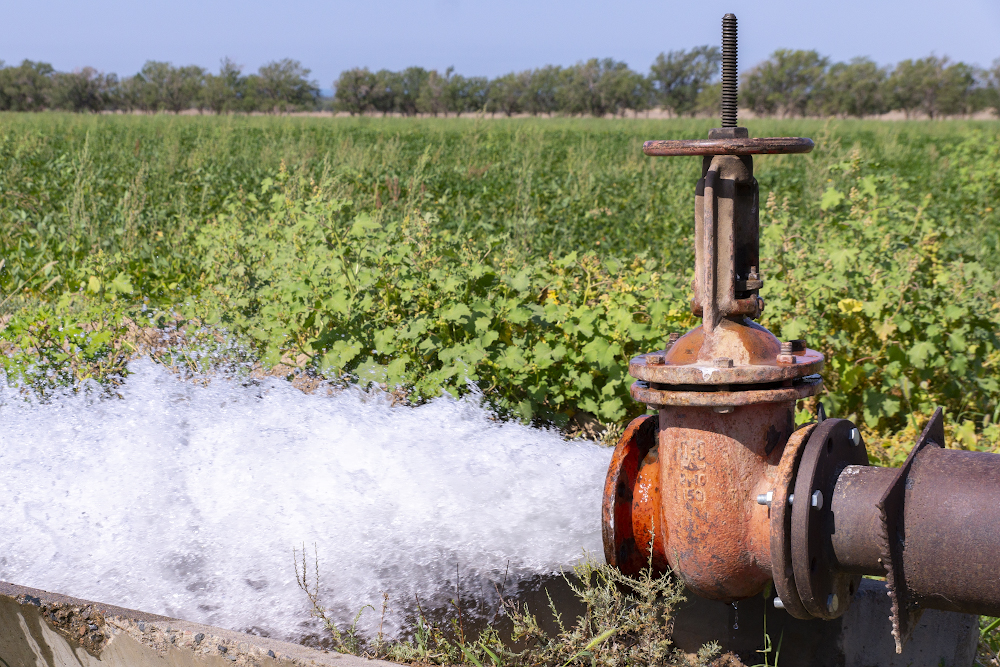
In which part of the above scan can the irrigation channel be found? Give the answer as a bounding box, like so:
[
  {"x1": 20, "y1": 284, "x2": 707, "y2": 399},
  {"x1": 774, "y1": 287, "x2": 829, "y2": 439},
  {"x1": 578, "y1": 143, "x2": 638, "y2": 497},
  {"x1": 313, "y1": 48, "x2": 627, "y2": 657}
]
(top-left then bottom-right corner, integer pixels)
[{"x1": 0, "y1": 358, "x2": 611, "y2": 644}]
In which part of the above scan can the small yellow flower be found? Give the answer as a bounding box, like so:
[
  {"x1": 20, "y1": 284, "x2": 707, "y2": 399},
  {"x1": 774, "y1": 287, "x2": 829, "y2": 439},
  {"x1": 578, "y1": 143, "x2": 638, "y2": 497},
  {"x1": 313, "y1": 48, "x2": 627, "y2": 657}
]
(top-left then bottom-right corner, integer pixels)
[{"x1": 837, "y1": 298, "x2": 864, "y2": 314}]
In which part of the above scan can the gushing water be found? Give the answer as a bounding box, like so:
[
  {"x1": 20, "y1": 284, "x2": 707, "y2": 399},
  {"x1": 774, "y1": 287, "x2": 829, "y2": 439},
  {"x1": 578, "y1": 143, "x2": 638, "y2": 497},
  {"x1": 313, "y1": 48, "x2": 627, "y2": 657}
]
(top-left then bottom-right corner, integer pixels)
[{"x1": 0, "y1": 360, "x2": 612, "y2": 640}]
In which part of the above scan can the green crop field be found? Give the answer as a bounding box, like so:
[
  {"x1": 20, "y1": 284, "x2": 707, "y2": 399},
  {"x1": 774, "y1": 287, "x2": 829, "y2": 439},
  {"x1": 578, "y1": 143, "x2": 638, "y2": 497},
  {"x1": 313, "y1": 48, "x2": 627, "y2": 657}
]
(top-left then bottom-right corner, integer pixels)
[{"x1": 1, "y1": 113, "x2": 999, "y2": 461}]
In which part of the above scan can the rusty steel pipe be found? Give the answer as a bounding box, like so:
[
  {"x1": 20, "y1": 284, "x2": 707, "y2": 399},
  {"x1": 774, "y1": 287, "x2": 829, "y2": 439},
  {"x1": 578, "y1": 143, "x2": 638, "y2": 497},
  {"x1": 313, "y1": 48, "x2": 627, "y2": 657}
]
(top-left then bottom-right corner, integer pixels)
[
  {"x1": 901, "y1": 446, "x2": 1000, "y2": 617},
  {"x1": 829, "y1": 465, "x2": 896, "y2": 575}
]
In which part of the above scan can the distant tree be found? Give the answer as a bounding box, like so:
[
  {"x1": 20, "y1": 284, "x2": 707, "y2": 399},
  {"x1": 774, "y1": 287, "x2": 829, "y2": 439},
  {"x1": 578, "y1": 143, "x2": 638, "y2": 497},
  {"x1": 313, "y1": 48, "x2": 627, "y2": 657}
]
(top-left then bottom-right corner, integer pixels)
[
  {"x1": 559, "y1": 60, "x2": 598, "y2": 115},
  {"x1": 695, "y1": 81, "x2": 722, "y2": 117},
  {"x1": 597, "y1": 61, "x2": 650, "y2": 116},
  {"x1": 202, "y1": 58, "x2": 246, "y2": 114},
  {"x1": 886, "y1": 56, "x2": 976, "y2": 118},
  {"x1": 334, "y1": 67, "x2": 376, "y2": 115},
  {"x1": 558, "y1": 58, "x2": 642, "y2": 116},
  {"x1": 742, "y1": 49, "x2": 829, "y2": 117},
  {"x1": 487, "y1": 72, "x2": 526, "y2": 116},
  {"x1": 396, "y1": 67, "x2": 428, "y2": 115},
  {"x1": 820, "y1": 57, "x2": 889, "y2": 117},
  {"x1": 126, "y1": 61, "x2": 205, "y2": 113},
  {"x1": 0, "y1": 60, "x2": 55, "y2": 111},
  {"x1": 937, "y1": 60, "x2": 978, "y2": 115},
  {"x1": 366, "y1": 69, "x2": 398, "y2": 115},
  {"x1": 442, "y1": 72, "x2": 469, "y2": 115},
  {"x1": 521, "y1": 66, "x2": 562, "y2": 116},
  {"x1": 985, "y1": 58, "x2": 1000, "y2": 113},
  {"x1": 50, "y1": 67, "x2": 115, "y2": 112},
  {"x1": 649, "y1": 46, "x2": 720, "y2": 116},
  {"x1": 454, "y1": 75, "x2": 489, "y2": 114},
  {"x1": 416, "y1": 68, "x2": 450, "y2": 115},
  {"x1": 256, "y1": 59, "x2": 319, "y2": 112}
]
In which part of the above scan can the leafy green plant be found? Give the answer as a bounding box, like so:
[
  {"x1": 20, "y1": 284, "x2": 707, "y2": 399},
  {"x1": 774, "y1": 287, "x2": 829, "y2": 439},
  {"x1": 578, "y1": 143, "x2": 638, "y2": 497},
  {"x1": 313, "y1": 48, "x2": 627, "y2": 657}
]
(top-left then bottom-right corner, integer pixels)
[
  {"x1": 1, "y1": 114, "x2": 999, "y2": 451},
  {"x1": 980, "y1": 616, "x2": 1000, "y2": 667}
]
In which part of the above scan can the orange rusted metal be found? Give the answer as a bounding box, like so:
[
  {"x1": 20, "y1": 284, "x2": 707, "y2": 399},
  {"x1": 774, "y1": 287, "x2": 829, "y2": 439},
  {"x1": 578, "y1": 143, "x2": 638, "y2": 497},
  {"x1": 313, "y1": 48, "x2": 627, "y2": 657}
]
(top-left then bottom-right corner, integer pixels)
[
  {"x1": 602, "y1": 415, "x2": 666, "y2": 575},
  {"x1": 655, "y1": 402, "x2": 794, "y2": 601}
]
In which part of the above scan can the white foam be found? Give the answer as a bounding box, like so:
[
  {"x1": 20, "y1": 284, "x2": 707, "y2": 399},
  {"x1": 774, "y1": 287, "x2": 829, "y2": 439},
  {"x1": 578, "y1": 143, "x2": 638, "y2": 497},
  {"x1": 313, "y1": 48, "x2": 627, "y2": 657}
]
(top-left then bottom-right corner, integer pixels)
[{"x1": 0, "y1": 360, "x2": 611, "y2": 640}]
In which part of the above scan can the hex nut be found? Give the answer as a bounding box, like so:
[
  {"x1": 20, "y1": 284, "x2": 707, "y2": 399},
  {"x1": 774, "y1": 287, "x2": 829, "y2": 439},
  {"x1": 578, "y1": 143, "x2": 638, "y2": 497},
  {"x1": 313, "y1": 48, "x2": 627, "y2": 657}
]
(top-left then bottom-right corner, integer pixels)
[{"x1": 811, "y1": 489, "x2": 824, "y2": 510}]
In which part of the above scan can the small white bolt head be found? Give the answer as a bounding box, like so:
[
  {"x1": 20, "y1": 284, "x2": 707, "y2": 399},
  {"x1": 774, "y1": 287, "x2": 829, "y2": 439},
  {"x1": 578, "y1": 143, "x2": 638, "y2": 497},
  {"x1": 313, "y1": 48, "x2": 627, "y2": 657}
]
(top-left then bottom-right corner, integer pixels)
[
  {"x1": 827, "y1": 593, "x2": 839, "y2": 613},
  {"x1": 788, "y1": 493, "x2": 795, "y2": 505},
  {"x1": 756, "y1": 490, "x2": 774, "y2": 506},
  {"x1": 811, "y1": 490, "x2": 824, "y2": 510},
  {"x1": 773, "y1": 597, "x2": 785, "y2": 609},
  {"x1": 850, "y1": 427, "x2": 861, "y2": 446}
]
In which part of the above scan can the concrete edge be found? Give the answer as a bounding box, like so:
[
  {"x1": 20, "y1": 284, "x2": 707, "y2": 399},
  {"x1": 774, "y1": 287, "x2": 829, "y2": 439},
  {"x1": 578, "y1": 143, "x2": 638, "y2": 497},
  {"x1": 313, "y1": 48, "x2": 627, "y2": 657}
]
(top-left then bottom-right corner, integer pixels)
[{"x1": 0, "y1": 581, "x2": 401, "y2": 667}]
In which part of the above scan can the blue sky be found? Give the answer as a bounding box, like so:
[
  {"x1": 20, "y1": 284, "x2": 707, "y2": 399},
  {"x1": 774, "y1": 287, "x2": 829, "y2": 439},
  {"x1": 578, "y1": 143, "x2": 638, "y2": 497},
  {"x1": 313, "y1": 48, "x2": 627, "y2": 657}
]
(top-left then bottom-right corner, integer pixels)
[{"x1": 1, "y1": 0, "x2": 998, "y2": 89}]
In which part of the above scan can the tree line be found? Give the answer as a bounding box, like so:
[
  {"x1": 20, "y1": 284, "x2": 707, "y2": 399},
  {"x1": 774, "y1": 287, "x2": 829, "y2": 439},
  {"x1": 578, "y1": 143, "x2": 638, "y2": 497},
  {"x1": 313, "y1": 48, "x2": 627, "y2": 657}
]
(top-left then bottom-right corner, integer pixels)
[
  {"x1": 1, "y1": 49, "x2": 999, "y2": 118},
  {"x1": 335, "y1": 50, "x2": 1000, "y2": 118},
  {"x1": 0, "y1": 58, "x2": 319, "y2": 113}
]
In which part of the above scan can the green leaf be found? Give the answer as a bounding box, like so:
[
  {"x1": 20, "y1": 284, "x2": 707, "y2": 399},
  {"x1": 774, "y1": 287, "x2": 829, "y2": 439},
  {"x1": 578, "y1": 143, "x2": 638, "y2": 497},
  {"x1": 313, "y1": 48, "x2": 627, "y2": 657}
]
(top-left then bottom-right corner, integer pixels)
[
  {"x1": 442, "y1": 303, "x2": 473, "y2": 323},
  {"x1": 110, "y1": 272, "x2": 133, "y2": 295},
  {"x1": 322, "y1": 339, "x2": 361, "y2": 371},
  {"x1": 820, "y1": 187, "x2": 845, "y2": 211},
  {"x1": 907, "y1": 341, "x2": 935, "y2": 369},
  {"x1": 349, "y1": 213, "x2": 379, "y2": 237}
]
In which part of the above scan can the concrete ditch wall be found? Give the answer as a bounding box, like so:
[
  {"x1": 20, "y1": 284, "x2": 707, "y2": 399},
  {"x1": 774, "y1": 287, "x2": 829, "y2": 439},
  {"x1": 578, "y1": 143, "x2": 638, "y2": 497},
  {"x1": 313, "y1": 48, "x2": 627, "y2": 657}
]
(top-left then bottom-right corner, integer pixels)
[
  {"x1": 0, "y1": 582, "x2": 396, "y2": 667},
  {"x1": 1, "y1": 579, "x2": 980, "y2": 667}
]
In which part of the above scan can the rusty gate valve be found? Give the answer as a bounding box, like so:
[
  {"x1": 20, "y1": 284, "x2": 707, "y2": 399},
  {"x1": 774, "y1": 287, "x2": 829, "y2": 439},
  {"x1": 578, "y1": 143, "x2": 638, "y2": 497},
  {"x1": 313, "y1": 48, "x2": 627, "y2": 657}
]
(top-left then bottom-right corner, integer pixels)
[
  {"x1": 603, "y1": 12, "x2": 1000, "y2": 656},
  {"x1": 603, "y1": 12, "x2": 825, "y2": 604}
]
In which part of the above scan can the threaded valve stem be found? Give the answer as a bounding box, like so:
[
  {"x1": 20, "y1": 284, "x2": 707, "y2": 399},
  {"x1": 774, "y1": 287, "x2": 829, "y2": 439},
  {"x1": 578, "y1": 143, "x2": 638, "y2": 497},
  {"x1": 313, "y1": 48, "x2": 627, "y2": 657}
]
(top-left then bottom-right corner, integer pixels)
[{"x1": 721, "y1": 13, "x2": 738, "y2": 127}]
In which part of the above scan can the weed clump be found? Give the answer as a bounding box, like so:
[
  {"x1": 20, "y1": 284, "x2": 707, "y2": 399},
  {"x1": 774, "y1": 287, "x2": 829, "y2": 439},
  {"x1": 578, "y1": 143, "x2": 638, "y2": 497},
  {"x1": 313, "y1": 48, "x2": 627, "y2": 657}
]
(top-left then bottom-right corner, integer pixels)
[{"x1": 296, "y1": 544, "x2": 723, "y2": 666}]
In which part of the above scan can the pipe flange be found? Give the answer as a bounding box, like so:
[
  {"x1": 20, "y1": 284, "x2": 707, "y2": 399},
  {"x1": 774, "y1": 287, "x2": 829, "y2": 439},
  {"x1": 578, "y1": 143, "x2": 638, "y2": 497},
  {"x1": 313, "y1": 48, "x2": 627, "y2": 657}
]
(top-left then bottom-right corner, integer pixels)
[
  {"x1": 630, "y1": 376, "x2": 822, "y2": 408},
  {"x1": 630, "y1": 349, "x2": 824, "y2": 386},
  {"x1": 790, "y1": 418, "x2": 868, "y2": 619},
  {"x1": 769, "y1": 422, "x2": 817, "y2": 619},
  {"x1": 602, "y1": 414, "x2": 665, "y2": 576}
]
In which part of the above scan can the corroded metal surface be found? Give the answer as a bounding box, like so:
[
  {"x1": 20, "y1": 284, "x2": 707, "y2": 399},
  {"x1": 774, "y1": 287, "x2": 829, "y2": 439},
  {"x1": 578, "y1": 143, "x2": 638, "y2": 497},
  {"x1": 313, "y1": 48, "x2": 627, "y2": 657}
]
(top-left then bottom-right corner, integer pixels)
[
  {"x1": 694, "y1": 155, "x2": 758, "y2": 332},
  {"x1": 877, "y1": 408, "x2": 943, "y2": 652},
  {"x1": 903, "y1": 446, "x2": 1000, "y2": 618},
  {"x1": 642, "y1": 137, "x2": 814, "y2": 156},
  {"x1": 829, "y1": 465, "x2": 895, "y2": 574},
  {"x1": 769, "y1": 423, "x2": 817, "y2": 620},
  {"x1": 656, "y1": 402, "x2": 795, "y2": 601},
  {"x1": 602, "y1": 415, "x2": 665, "y2": 575},
  {"x1": 790, "y1": 419, "x2": 868, "y2": 620},
  {"x1": 631, "y1": 376, "x2": 822, "y2": 408},
  {"x1": 630, "y1": 329, "x2": 824, "y2": 385}
]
